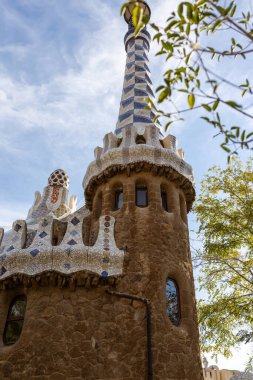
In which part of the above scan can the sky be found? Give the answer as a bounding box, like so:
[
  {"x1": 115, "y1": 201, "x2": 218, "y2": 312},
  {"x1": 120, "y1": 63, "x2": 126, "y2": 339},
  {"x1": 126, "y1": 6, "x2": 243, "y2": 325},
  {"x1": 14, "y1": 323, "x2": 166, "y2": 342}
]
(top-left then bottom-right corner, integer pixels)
[{"x1": 0, "y1": 0, "x2": 252, "y2": 371}]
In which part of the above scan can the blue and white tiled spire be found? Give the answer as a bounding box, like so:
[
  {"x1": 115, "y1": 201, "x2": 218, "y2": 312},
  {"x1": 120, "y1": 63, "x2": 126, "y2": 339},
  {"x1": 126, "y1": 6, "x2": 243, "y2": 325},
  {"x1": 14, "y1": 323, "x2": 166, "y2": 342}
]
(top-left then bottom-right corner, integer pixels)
[{"x1": 115, "y1": 15, "x2": 160, "y2": 136}]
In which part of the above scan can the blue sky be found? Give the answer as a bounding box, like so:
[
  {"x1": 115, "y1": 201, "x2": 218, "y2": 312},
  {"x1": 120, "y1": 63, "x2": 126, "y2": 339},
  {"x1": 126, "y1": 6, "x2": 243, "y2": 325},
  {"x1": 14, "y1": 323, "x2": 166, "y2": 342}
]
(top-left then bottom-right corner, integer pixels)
[{"x1": 0, "y1": 0, "x2": 251, "y2": 370}]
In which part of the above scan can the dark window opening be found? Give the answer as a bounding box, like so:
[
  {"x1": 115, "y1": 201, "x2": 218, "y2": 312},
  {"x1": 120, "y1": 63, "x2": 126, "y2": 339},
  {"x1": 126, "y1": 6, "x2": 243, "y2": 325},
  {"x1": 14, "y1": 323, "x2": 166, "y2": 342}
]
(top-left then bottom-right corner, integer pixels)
[
  {"x1": 115, "y1": 189, "x2": 123, "y2": 210},
  {"x1": 117, "y1": 138, "x2": 123, "y2": 147},
  {"x1": 166, "y1": 279, "x2": 180, "y2": 326},
  {"x1": 136, "y1": 135, "x2": 146, "y2": 145},
  {"x1": 136, "y1": 186, "x2": 148, "y2": 208},
  {"x1": 4, "y1": 296, "x2": 27, "y2": 345},
  {"x1": 161, "y1": 190, "x2": 168, "y2": 211}
]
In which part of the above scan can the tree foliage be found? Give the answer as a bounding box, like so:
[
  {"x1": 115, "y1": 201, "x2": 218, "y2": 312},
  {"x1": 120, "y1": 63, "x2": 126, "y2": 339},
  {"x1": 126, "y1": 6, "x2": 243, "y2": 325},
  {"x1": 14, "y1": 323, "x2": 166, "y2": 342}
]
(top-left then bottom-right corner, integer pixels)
[
  {"x1": 121, "y1": 0, "x2": 253, "y2": 157},
  {"x1": 193, "y1": 158, "x2": 253, "y2": 368}
]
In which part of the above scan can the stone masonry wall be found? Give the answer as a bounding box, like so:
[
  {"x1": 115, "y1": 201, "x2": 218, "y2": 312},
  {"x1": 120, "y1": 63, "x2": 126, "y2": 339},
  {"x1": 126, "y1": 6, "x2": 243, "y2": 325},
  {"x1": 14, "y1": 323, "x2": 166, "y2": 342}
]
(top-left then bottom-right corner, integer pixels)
[{"x1": 0, "y1": 172, "x2": 203, "y2": 380}]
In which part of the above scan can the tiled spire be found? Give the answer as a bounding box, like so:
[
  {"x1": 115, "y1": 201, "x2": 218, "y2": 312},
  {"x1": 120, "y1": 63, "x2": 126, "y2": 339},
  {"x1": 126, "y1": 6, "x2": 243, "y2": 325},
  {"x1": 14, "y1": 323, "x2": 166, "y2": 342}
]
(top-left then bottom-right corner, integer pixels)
[{"x1": 115, "y1": 3, "x2": 160, "y2": 136}]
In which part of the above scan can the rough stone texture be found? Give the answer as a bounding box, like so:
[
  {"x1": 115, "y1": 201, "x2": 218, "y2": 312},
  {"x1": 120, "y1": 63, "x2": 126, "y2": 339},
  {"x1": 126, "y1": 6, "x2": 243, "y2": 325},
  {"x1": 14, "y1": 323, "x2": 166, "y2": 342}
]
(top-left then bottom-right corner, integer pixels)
[{"x1": 0, "y1": 172, "x2": 203, "y2": 380}]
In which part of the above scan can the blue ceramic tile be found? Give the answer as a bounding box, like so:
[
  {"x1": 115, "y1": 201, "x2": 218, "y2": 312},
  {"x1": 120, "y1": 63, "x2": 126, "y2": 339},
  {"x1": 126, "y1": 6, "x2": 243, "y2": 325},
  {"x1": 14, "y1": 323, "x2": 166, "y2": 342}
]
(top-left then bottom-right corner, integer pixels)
[
  {"x1": 135, "y1": 77, "x2": 146, "y2": 84},
  {"x1": 134, "y1": 115, "x2": 152, "y2": 123},
  {"x1": 124, "y1": 84, "x2": 135, "y2": 95},
  {"x1": 122, "y1": 97, "x2": 134, "y2": 108},
  {"x1": 134, "y1": 101, "x2": 146, "y2": 110},
  {"x1": 67, "y1": 239, "x2": 77, "y2": 246},
  {"x1": 30, "y1": 249, "x2": 40, "y2": 257},
  {"x1": 71, "y1": 217, "x2": 80, "y2": 226},
  {"x1": 135, "y1": 54, "x2": 145, "y2": 62},
  {"x1": 119, "y1": 110, "x2": 133, "y2": 123},
  {"x1": 39, "y1": 231, "x2": 48, "y2": 239},
  {"x1": 128, "y1": 51, "x2": 135, "y2": 59},
  {"x1": 135, "y1": 88, "x2": 148, "y2": 97},
  {"x1": 125, "y1": 73, "x2": 135, "y2": 82},
  {"x1": 126, "y1": 62, "x2": 135, "y2": 70},
  {"x1": 135, "y1": 65, "x2": 145, "y2": 72}
]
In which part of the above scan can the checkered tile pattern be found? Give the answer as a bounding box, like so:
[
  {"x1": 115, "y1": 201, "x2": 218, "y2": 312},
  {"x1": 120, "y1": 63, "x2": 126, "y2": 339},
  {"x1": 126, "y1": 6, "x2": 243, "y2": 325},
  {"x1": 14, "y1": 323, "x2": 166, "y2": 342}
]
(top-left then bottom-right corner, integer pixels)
[{"x1": 115, "y1": 26, "x2": 160, "y2": 136}]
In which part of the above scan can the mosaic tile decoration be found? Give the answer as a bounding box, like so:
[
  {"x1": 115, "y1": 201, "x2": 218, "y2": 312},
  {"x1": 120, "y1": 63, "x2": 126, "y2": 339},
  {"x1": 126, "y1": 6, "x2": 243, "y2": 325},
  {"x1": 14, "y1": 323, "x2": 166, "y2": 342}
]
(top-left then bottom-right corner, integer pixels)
[
  {"x1": 0, "y1": 213, "x2": 124, "y2": 281},
  {"x1": 53, "y1": 214, "x2": 124, "y2": 276},
  {"x1": 0, "y1": 217, "x2": 53, "y2": 278},
  {"x1": 115, "y1": 25, "x2": 160, "y2": 137},
  {"x1": 0, "y1": 220, "x2": 26, "y2": 255},
  {"x1": 83, "y1": 124, "x2": 195, "y2": 191}
]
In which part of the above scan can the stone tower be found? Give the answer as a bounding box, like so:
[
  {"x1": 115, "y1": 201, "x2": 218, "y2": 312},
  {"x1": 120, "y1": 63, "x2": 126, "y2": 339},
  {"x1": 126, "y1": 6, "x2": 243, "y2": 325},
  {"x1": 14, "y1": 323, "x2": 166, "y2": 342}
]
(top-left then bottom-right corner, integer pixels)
[{"x1": 0, "y1": 2, "x2": 203, "y2": 379}]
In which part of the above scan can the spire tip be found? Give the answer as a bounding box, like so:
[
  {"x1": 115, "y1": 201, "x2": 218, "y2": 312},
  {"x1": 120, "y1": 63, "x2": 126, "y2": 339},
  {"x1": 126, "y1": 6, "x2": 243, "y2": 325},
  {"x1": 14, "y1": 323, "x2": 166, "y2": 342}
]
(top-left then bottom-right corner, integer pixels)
[{"x1": 123, "y1": 1, "x2": 151, "y2": 25}]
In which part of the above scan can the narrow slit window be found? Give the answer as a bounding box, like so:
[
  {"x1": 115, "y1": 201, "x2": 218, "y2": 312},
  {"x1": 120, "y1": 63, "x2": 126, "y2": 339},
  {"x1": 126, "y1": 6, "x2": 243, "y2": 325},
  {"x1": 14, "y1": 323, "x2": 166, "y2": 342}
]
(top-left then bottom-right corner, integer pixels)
[
  {"x1": 115, "y1": 189, "x2": 123, "y2": 210},
  {"x1": 166, "y1": 279, "x2": 180, "y2": 326},
  {"x1": 161, "y1": 189, "x2": 168, "y2": 211},
  {"x1": 4, "y1": 296, "x2": 27, "y2": 345},
  {"x1": 136, "y1": 186, "x2": 148, "y2": 208}
]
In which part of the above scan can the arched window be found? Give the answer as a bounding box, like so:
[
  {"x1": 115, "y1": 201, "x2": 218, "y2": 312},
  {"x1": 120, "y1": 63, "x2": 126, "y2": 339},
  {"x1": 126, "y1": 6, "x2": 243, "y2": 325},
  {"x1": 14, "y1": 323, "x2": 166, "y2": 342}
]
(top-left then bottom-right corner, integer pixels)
[
  {"x1": 115, "y1": 188, "x2": 123, "y2": 210},
  {"x1": 4, "y1": 296, "x2": 27, "y2": 345},
  {"x1": 136, "y1": 135, "x2": 146, "y2": 145},
  {"x1": 117, "y1": 138, "x2": 123, "y2": 147},
  {"x1": 161, "y1": 188, "x2": 168, "y2": 211},
  {"x1": 136, "y1": 186, "x2": 148, "y2": 207},
  {"x1": 166, "y1": 279, "x2": 180, "y2": 326}
]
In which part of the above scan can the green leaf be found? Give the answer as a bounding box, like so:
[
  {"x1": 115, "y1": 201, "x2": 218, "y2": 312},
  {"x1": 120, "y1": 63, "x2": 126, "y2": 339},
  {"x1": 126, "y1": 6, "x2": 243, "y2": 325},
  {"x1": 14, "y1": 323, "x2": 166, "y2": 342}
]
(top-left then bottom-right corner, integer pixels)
[
  {"x1": 186, "y1": 23, "x2": 191, "y2": 36},
  {"x1": 225, "y1": 101, "x2": 242, "y2": 109},
  {"x1": 158, "y1": 88, "x2": 171, "y2": 103},
  {"x1": 165, "y1": 121, "x2": 173, "y2": 131},
  {"x1": 221, "y1": 144, "x2": 231, "y2": 153},
  {"x1": 186, "y1": 3, "x2": 193, "y2": 21},
  {"x1": 178, "y1": 3, "x2": 184, "y2": 18},
  {"x1": 213, "y1": 99, "x2": 220, "y2": 111},
  {"x1": 202, "y1": 104, "x2": 212, "y2": 112},
  {"x1": 246, "y1": 132, "x2": 253, "y2": 139},
  {"x1": 151, "y1": 23, "x2": 159, "y2": 32},
  {"x1": 188, "y1": 93, "x2": 195, "y2": 109}
]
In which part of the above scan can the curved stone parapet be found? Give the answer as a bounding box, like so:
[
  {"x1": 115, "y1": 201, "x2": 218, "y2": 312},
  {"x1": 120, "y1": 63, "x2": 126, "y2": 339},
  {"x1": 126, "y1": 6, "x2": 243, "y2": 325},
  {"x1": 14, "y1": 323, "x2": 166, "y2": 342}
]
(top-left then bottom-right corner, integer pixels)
[
  {"x1": 82, "y1": 125, "x2": 195, "y2": 208},
  {"x1": 0, "y1": 215, "x2": 124, "y2": 281}
]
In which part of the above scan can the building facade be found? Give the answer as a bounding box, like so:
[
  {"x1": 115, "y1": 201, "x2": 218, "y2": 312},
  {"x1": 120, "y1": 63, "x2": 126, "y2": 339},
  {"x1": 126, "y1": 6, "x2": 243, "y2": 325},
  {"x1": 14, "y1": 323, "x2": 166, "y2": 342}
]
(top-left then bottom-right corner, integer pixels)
[
  {"x1": 203, "y1": 365, "x2": 253, "y2": 380},
  {"x1": 0, "y1": 2, "x2": 203, "y2": 379}
]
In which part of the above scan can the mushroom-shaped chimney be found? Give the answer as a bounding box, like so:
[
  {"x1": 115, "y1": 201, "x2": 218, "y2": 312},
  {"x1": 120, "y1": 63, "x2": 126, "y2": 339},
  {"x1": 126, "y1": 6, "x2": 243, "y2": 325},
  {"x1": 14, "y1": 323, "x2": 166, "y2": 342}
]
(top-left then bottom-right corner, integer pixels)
[{"x1": 48, "y1": 169, "x2": 70, "y2": 189}]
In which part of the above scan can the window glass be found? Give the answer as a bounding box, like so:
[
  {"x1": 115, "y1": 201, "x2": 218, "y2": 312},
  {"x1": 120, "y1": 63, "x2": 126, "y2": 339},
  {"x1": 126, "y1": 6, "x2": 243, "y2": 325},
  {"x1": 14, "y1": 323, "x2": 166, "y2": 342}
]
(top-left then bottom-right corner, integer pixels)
[
  {"x1": 161, "y1": 190, "x2": 168, "y2": 211},
  {"x1": 166, "y1": 279, "x2": 180, "y2": 325},
  {"x1": 136, "y1": 187, "x2": 148, "y2": 207},
  {"x1": 4, "y1": 296, "x2": 26, "y2": 345},
  {"x1": 115, "y1": 189, "x2": 123, "y2": 210}
]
